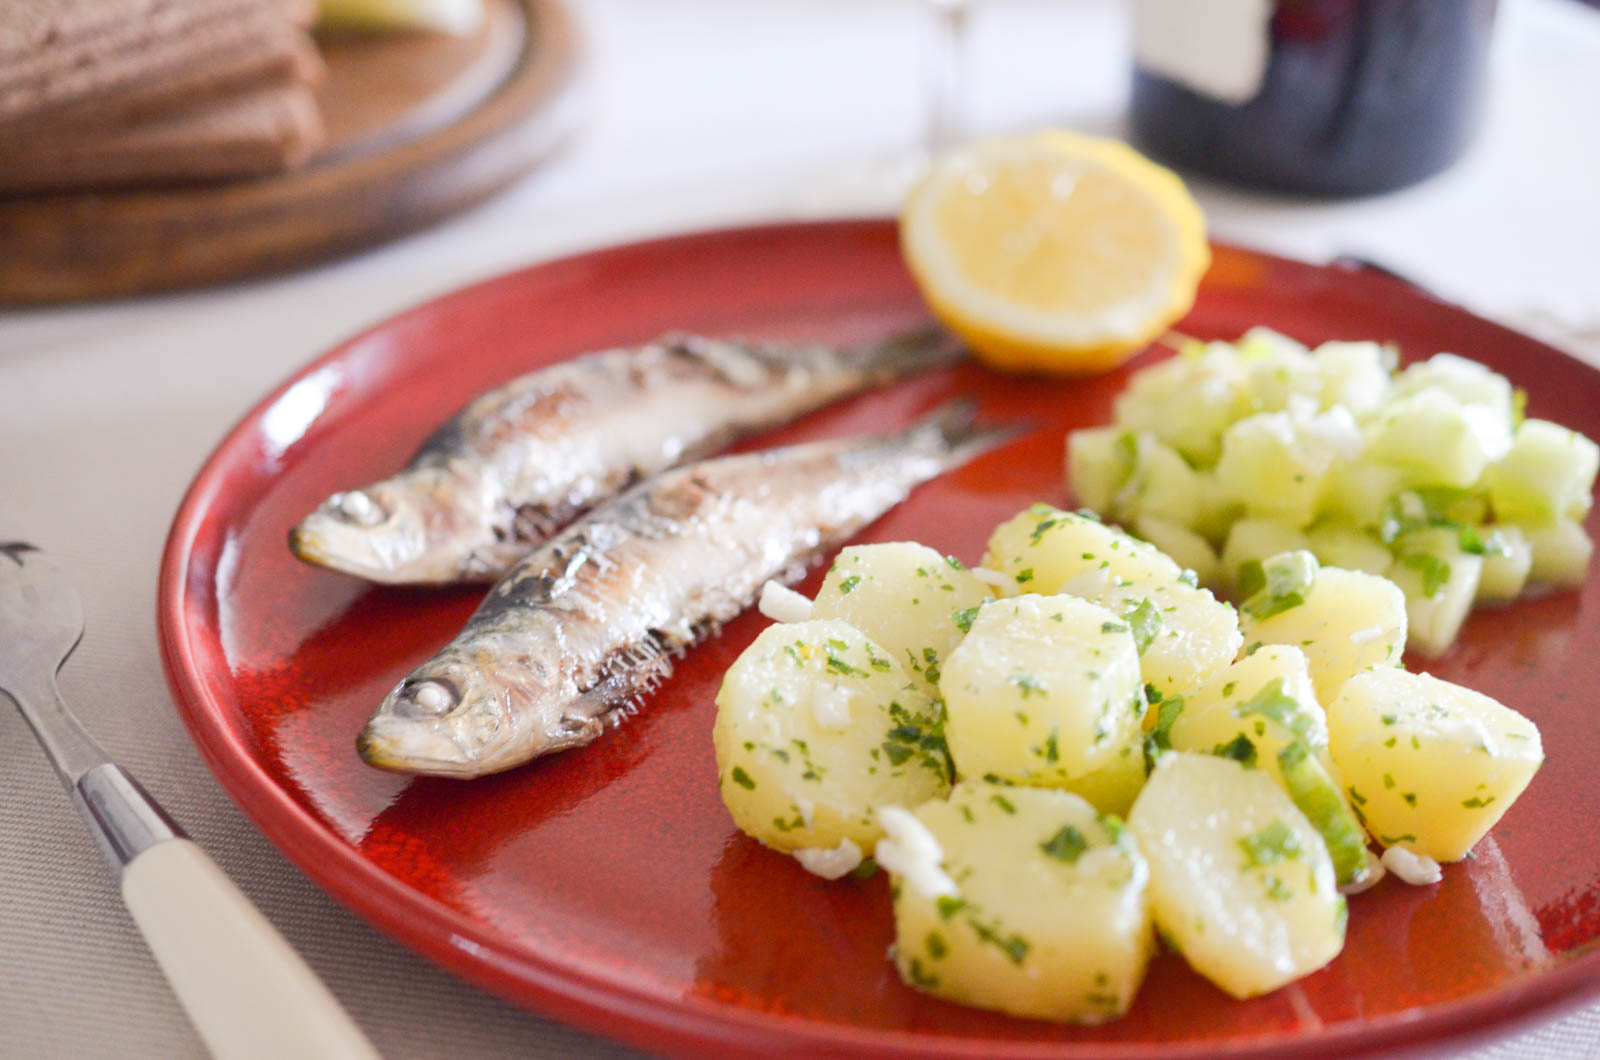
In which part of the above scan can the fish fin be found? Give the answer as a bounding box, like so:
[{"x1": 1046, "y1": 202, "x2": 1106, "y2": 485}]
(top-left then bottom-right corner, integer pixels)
[
  {"x1": 566, "y1": 637, "x2": 677, "y2": 726},
  {"x1": 554, "y1": 713, "x2": 608, "y2": 746},
  {"x1": 853, "y1": 325, "x2": 967, "y2": 380},
  {"x1": 685, "y1": 616, "x2": 723, "y2": 647},
  {"x1": 622, "y1": 636, "x2": 677, "y2": 672},
  {"x1": 659, "y1": 333, "x2": 777, "y2": 390},
  {"x1": 509, "y1": 503, "x2": 563, "y2": 544},
  {"x1": 899, "y1": 398, "x2": 1030, "y2": 470},
  {"x1": 561, "y1": 680, "x2": 632, "y2": 733},
  {"x1": 664, "y1": 325, "x2": 964, "y2": 389}
]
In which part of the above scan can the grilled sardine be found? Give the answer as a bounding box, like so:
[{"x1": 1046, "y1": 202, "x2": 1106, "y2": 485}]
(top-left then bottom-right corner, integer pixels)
[
  {"x1": 357, "y1": 401, "x2": 1014, "y2": 778},
  {"x1": 290, "y1": 329, "x2": 962, "y2": 585}
]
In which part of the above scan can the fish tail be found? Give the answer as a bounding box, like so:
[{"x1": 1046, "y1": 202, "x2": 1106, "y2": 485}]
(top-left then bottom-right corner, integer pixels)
[
  {"x1": 851, "y1": 325, "x2": 967, "y2": 380},
  {"x1": 899, "y1": 398, "x2": 1027, "y2": 470}
]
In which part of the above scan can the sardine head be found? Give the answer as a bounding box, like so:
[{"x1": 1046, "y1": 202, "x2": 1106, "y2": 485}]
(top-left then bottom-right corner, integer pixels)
[
  {"x1": 358, "y1": 644, "x2": 592, "y2": 778},
  {"x1": 289, "y1": 472, "x2": 484, "y2": 585}
]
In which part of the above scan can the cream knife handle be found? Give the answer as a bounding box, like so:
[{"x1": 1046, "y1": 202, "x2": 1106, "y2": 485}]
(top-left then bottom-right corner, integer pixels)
[
  {"x1": 69, "y1": 764, "x2": 377, "y2": 1060},
  {"x1": 121, "y1": 838, "x2": 379, "y2": 1060}
]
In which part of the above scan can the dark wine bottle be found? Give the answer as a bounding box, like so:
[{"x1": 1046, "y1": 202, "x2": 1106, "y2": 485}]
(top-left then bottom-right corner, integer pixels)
[{"x1": 1130, "y1": 0, "x2": 1497, "y2": 197}]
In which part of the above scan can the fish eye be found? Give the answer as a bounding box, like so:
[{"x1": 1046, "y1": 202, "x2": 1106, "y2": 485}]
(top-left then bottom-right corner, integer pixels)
[
  {"x1": 330, "y1": 490, "x2": 386, "y2": 526},
  {"x1": 394, "y1": 679, "x2": 459, "y2": 718}
]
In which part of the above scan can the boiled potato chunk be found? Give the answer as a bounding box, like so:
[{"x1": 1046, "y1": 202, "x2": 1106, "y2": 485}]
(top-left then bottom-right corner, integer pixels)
[
  {"x1": 713, "y1": 620, "x2": 949, "y2": 853},
  {"x1": 1129, "y1": 753, "x2": 1345, "y2": 999},
  {"x1": 1165, "y1": 646, "x2": 1331, "y2": 792},
  {"x1": 1239, "y1": 562, "x2": 1407, "y2": 706},
  {"x1": 982, "y1": 504, "x2": 1182, "y2": 593},
  {"x1": 941, "y1": 594, "x2": 1144, "y2": 798},
  {"x1": 888, "y1": 781, "x2": 1152, "y2": 1023},
  {"x1": 1159, "y1": 642, "x2": 1367, "y2": 884},
  {"x1": 1327, "y1": 668, "x2": 1544, "y2": 862},
  {"x1": 1059, "y1": 569, "x2": 1241, "y2": 702},
  {"x1": 810, "y1": 543, "x2": 993, "y2": 699},
  {"x1": 1065, "y1": 742, "x2": 1150, "y2": 818}
]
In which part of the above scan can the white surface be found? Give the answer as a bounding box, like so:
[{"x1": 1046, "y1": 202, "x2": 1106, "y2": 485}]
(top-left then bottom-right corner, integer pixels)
[{"x1": 1, "y1": 1, "x2": 1598, "y2": 1057}]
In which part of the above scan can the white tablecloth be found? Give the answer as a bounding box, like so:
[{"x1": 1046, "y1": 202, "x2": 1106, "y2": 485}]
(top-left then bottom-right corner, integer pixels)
[{"x1": 2, "y1": 1, "x2": 1598, "y2": 1056}]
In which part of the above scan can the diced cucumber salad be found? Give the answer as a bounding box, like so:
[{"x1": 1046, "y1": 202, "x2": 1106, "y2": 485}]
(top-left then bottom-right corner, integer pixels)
[
  {"x1": 711, "y1": 334, "x2": 1589, "y2": 1023},
  {"x1": 1070, "y1": 328, "x2": 1598, "y2": 656}
]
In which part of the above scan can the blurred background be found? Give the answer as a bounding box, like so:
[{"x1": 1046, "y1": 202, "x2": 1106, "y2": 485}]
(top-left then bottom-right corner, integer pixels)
[{"x1": 3, "y1": 0, "x2": 1596, "y2": 346}]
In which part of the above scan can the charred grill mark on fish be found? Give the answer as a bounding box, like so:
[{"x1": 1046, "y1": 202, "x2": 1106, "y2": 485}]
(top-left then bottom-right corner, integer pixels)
[
  {"x1": 356, "y1": 401, "x2": 1018, "y2": 779},
  {"x1": 289, "y1": 328, "x2": 963, "y2": 586}
]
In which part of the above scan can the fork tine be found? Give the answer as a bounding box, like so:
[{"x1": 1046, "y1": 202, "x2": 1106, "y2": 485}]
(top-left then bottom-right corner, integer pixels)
[
  {"x1": 0, "y1": 542, "x2": 87, "y2": 691},
  {"x1": 0, "y1": 543, "x2": 98, "y2": 785}
]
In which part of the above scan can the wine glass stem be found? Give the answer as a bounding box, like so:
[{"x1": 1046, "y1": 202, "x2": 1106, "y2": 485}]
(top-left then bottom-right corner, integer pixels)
[{"x1": 925, "y1": 0, "x2": 970, "y2": 154}]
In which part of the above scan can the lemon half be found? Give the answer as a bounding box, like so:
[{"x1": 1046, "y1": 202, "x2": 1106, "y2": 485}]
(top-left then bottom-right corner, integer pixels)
[{"x1": 901, "y1": 130, "x2": 1210, "y2": 376}]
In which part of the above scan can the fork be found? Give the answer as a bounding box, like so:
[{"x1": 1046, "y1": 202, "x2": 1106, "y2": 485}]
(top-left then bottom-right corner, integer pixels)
[{"x1": 0, "y1": 543, "x2": 377, "y2": 1060}]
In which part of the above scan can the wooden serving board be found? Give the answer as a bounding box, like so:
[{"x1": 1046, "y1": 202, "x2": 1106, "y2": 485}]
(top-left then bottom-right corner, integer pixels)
[{"x1": 0, "y1": 0, "x2": 584, "y2": 304}]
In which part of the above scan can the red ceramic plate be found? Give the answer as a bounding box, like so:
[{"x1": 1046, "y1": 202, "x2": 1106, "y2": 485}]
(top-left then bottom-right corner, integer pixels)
[{"x1": 160, "y1": 221, "x2": 1600, "y2": 1058}]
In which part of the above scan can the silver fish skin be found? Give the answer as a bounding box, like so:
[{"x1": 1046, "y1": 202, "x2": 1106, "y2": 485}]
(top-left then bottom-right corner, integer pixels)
[
  {"x1": 357, "y1": 400, "x2": 1014, "y2": 779},
  {"x1": 289, "y1": 329, "x2": 962, "y2": 585}
]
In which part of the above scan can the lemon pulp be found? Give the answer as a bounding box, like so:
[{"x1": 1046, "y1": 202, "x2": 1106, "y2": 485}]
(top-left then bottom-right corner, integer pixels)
[{"x1": 902, "y1": 131, "x2": 1210, "y2": 376}]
